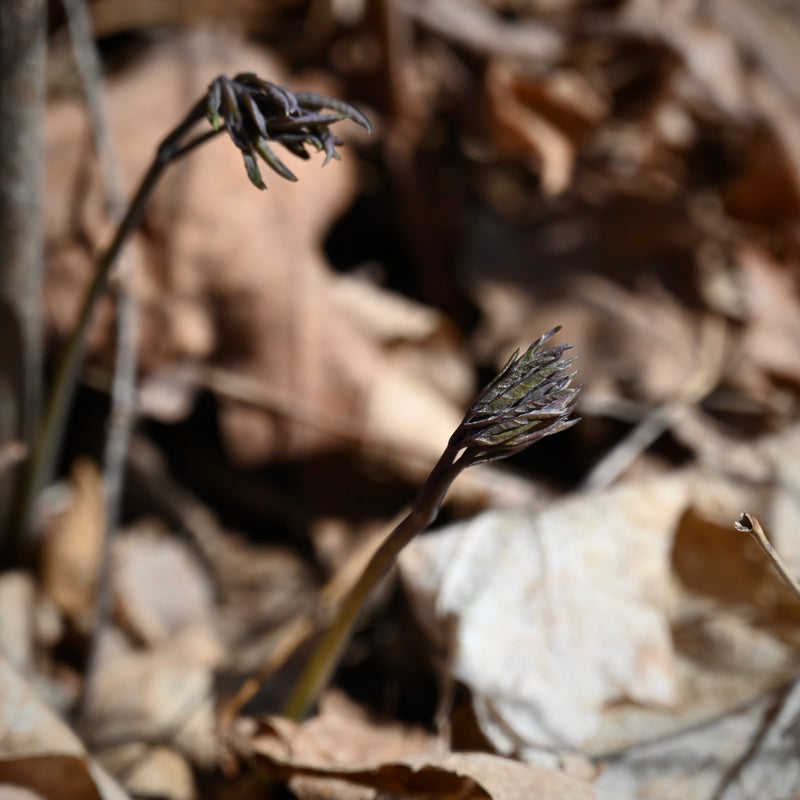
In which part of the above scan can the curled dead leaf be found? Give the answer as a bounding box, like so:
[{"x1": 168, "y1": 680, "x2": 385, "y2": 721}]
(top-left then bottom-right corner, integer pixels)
[
  {"x1": 229, "y1": 692, "x2": 594, "y2": 799},
  {"x1": 400, "y1": 478, "x2": 686, "y2": 750}
]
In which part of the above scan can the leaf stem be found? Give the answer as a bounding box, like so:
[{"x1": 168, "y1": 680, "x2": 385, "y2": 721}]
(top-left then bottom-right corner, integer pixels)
[
  {"x1": 10, "y1": 111, "x2": 220, "y2": 550},
  {"x1": 282, "y1": 445, "x2": 463, "y2": 720}
]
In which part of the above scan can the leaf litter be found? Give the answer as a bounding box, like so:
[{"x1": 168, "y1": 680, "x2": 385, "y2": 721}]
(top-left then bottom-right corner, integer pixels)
[{"x1": 4, "y1": 1, "x2": 799, "y2": 798}]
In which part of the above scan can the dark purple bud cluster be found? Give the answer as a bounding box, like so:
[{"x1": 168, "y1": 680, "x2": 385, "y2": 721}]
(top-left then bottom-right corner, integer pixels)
[
  {"x1": 207, "y1": 73, "x2": 372, "y2": 189},
  {"x1": 452, "y1": 327, "x2": 580, "y2": 466}
]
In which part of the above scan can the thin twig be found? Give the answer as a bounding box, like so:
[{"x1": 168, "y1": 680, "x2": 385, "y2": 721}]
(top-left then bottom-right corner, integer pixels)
[
  {"x1": 78, "y1": 277, "x2": 140, "y2": 725},
  {"x1": 79, "y1": 290, "x2": 138, "y2": 728},
  {"x1": 708, "y1": 678, "x2": 793, "y2": 800},
  {"x1": 61, "y1": 0, "x2": 124, "y2": 216},
  {"x1": 60, "y1": 0, "x2": 140, "y2": 726},
  {"x1": 593, "y1": 679, "x2": 792, "y2": 762},
  {"x1": 734, "y1": 512, "x2": 800, "y2": 603}
]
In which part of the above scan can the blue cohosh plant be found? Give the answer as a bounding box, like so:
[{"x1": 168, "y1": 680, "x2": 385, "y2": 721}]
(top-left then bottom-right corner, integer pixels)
[
  {"x1": 13, "y1": 74, "x2": 371, "y2": 548},
  {"x1": 15, "y1": 68, "x2": 580, "y2": 732},
  {"x1": 283, "y1": 327, "x2": 580, "y2": 720},
  {"x1": 207, "y1": 73, "x2": 370, "y2": 188}
]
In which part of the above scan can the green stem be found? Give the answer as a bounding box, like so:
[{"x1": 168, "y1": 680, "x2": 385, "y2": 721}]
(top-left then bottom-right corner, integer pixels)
[
  {"x1": 11, "y1": 108, "x2": 220, "y2": 550},
  {"x1": 283, "y1": 445, "x2": 463, "y2": 720}
]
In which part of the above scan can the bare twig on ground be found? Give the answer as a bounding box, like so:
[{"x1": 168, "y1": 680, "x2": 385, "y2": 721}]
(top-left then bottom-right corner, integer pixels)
[
  {"x1": 734, "y1": 512, "x2": 800, "y2": 603},
  {"x1": 62, "y1": 0, "x2": 125, "y2": 215},
  {"x1": 60, "y1": 0, "x2": 142, "y2": 728},
  {"x1": 79, "y1": 277, "x2": 139, "y2": 726},
  {"x1": 594, "y1": 680, "x2": 792, "y2": 763},
  {"x1": 709, "y1": 688, "x2": 787, "y2": 800}
]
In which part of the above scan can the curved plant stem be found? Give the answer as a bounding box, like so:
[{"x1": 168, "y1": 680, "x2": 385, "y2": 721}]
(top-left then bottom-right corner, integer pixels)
[
  {"x1": 281, "y1": 329, "x2": 580, "y2": 721},
  {"x1": 283, "y1": 446, "x2": 463, "y2": 721},
  {"x1": 12, "y1": 108, "x2": 221, "y2": 546},
  {"x1": 9, "y1": 77, "x2": 369, "y2": 553}
]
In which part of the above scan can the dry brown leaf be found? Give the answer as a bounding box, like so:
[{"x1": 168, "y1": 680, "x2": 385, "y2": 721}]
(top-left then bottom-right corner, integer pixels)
[
  {"x1": 400, "y1": 477, "x2": 689, "y2": 751},
  {"x1": 673, "y1": 607, "x2": 795, "y2": 676},
  {"x1": 0, "y1": 656, "x2": 130, "y2": 800},
  {"x1": 360, "y1": 366, "x2": 463, "y2": 475},
  {"x1": 251, "y1": 690, "x2": 437, "y2": 767},
  {"x1": 486, "y1": 60, "x2": 605, "y2": 195},
  {"x1": 417, "y1": 753, "x2": 595, "y2": 800},
  {"x1": 672, "y1": 507, "x2": 800, "y2": 624},
  {"x1": 624, "y1": 4, "x2": 750, "y2": 119},
  {"x1": 0, "y1": 755, "x2": 103, "y2": 800},
  {"x1": 330, "y1": 273, "x2": 472, "y2": 406},
  {"x1": 720, "y1": 118, "x2": 800, "y2": 226},
  {"x1": 232, "y1": 691, "x2": 594, "y2": 799}
]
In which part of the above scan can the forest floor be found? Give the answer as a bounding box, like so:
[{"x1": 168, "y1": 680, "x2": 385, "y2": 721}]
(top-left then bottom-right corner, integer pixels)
[{"x1": 3, "y1": 2, "x2": 800, "y2": 799}]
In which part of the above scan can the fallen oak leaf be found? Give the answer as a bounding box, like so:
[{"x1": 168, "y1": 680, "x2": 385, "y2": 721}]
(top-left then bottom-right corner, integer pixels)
[
  {"x1": 226, "y1": 691, "x2": 594, "y2": 798},
  {"x1": 234, "y1": 718, "x2": 594, "y2": 800}
]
